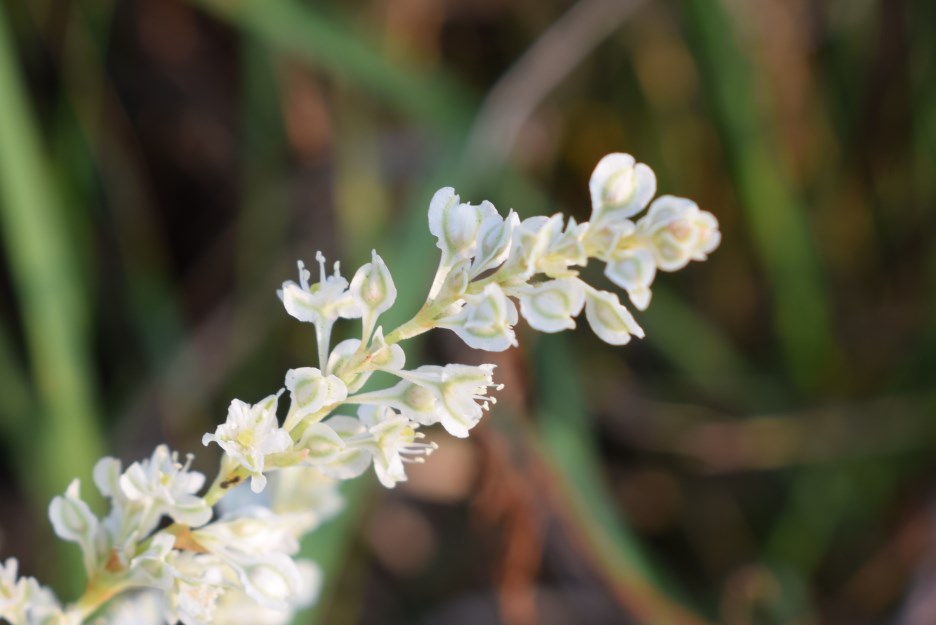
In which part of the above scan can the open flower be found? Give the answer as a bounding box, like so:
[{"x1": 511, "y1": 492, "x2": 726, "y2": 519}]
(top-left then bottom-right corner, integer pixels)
[
  {"x1": 203, "y1": 392, "x2": 292, "y2": 493},
  {"x1": 279, "y1": 253, "x2": 363, "y2": 368},
  {"x1": 348, "y1": 364, "x2": 499, "y2": 438},
  {"x1": 357, "y1": 405, "x2": 436, "y2": 488},
  {"x1": 118, "y1": 445, "x2": 213, "y2": 531},
  {"x1": 0, "y1": 559, "x2": 49, "y2": 625},
  {"x1": 278, "y1": 254, "x2": 361, "y2": 327}
]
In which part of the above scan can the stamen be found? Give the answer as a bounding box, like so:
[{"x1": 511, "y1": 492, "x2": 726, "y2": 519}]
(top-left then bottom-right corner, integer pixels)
[
  {"x1": 298, "y1": 260, "x2": 311, "y2": 290},
  {"x1": 315, "y1": 251, "x2": 327, "y2": 283}
]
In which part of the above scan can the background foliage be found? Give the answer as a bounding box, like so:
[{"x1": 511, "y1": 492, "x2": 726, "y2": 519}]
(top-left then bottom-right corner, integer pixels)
[{"x1": 1, "y1": 0, "x2": 934, "y2": 623}]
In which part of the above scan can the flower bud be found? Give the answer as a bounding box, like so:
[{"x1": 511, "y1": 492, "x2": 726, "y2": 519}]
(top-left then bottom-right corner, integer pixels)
[
  {"x1": 470, "y1": 209, "x2": 519, "y2": 278},
  {"x1": 638, "y1": 196, "x2": 721, "y2": 272},
  {"x1": 515, "y1": 277, "x2": 586, "y2": 333},
  {"x1": 428, "y1": 187, "x2": 497, "y2": 260},
  {"x1": 584, "y1": 289, "x2": 644, "y2": 345},
  {"x1": 604, "y1": 247, "x2": 657, "y2": 311},
  {"x1": 284, "y1": 368, "x2": 348, "y2": 430},
  {"x1": 589, "y1": 153, "x2": 657, "y2": 225},
  {"x1": 438, "y1": 283, "x2": 518, "y2": 352},
  {"x1": 48, "y1": 480, "x2": 99, "y2": 575}
]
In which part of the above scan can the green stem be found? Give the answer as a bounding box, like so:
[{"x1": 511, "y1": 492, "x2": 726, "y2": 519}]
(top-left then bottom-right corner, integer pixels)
[{"x1": 71, "y1": 577, "x2": 131, "y2": 622}]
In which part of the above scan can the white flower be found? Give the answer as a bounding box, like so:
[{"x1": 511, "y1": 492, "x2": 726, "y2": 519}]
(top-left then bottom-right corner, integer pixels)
[
  {"x1": 325, "y1": 330, "x2": 405, "y2": 394},
  {"x1": 211, "y1": 560, "x2": 321, "y2": 625},
  {"x1": 203, "y1": 392, "x2": 292, "y2": 493},
  {"x1": 349, "y1": 364, "x2": 500, "y2": 438},
  {"x1": 512, "y1": 277, "x2": 586, "y2": 333},
  {"x1": 469, "y1": 209, "x2": 519, "y2": 278},
  {"x1": 358, "y1": 406, "x2": 436, "y2": 488},
  {"x1": 589, "y1": 153, "x2": 656, "y2": 225},
  {"x1": 428, "y1": 187, "x2": 498, "y2": 261},
  {"x1": 117, "y1": 446, "x2": 212, "y2": 531},
  {"x1": 283, "y1": 367, "x2": 347, "y2": 431},
  {"x1": 400, "y1": 364, "x2": 499, "y2": 438},
  {"x1": 127, "y1": 532, "x2": 177, "y2": 589},
  {"x1": 48, "y1": 480, "x2": 99, "y2": 576},
  {"x1": 604, "y1": 246, "x2": 656, "y2": 311},
  {"x1": 583, "y1": 288, "x2": 645, "y2": 345},
  {"x1": 191, "y1": 514, "x2": 305, "y2": 612},
  {"x1": 348, "y1": 250, "x2": 397, "y2": 342},
  {"x1": 1, "y1": 558, "x2": 38, "y2": 625},
  {"x1": 364, "y1": 327, "x2": 406, "y2": 372},
  {"x1": 267, "y1": 467, "x2": 344, "y2": 534},
  {"x1": 437, "y1": 283, "x2": 518, "y2": 352},
  {"x1": 278, "y1": 254, "x2": 362, "y2": 327},
  {"x1": 637, "y1": 196, "x2": 721, "y2": 271},
  {"x1": 1, "y1": 570, "x2": 70, "y2": 625},
  {"x1": 164, "y1": 553, "x2": 227, "y2": 625},
  {"x1": 298, "y1": 418, "x2": 372, "y2": 480},
  {"x1": 279, "y1": 253, "x2": 362, "y2": 368},
  {"x1": 499, "y1": 214, "x2": 562, "y2": 282},
  {"x1": 431, "y1": 258, "x2": 470, "y2": 305},
  {"x1": 536, "y1": 217, "x2": 589, "y2": 278},
  {"x1": 94, "y1": 590, "x2": 165, "y2": 625}
]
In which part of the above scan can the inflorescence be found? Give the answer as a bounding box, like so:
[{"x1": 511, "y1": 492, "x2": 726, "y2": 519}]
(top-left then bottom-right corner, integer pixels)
[{"x1": 0, "y1": 153, "x2": 719, "y2": 625}]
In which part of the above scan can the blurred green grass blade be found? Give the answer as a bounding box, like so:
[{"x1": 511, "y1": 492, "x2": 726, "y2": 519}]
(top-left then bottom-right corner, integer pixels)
[
  {"x1": 642, "y1": 286, "x2": 781, "y2": 406},
  {"x1": 236, "y1": 35, "x2": 290, "y2": 293},
  {"x1": 0, "y1": 320, "x2": 33, "y2": 447},
  {"x1": 56, "y1": 1, "x2": 184, "y2": 371},
  {"x1": 190, "y1": 0, "x2": 475, "y2": 135},
  {"x1": 683, "y1": 0, "x2": 840, "y2": 392},
  {"x1": 0, "y1": 1, "x2": 105, "y2": 593},
  {"x1": 534, "y1": 334, "x2": 712, "y2": 625}
]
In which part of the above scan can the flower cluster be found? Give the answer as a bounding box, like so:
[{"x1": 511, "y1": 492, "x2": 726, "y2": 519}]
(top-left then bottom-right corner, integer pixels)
[{"x1": 0, "y1": 153, "x2": 718, "y2": 625}]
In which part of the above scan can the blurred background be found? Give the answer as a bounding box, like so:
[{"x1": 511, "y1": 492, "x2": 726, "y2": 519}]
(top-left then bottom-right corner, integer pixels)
[{"x1": 1, "y1": 0, "x2": 934, "y2": 623}]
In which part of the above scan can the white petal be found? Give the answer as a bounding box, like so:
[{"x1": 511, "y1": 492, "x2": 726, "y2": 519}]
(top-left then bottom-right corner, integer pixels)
[
  {"x1": 428, "y1": 187, "x2": 459, "y2": 247},
  {"x1": 93, "y1": 457, "x2": 122, "y2": 498},
  {"x1": 279, "y1": 282, "x2": 319, "y2": 324}
]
